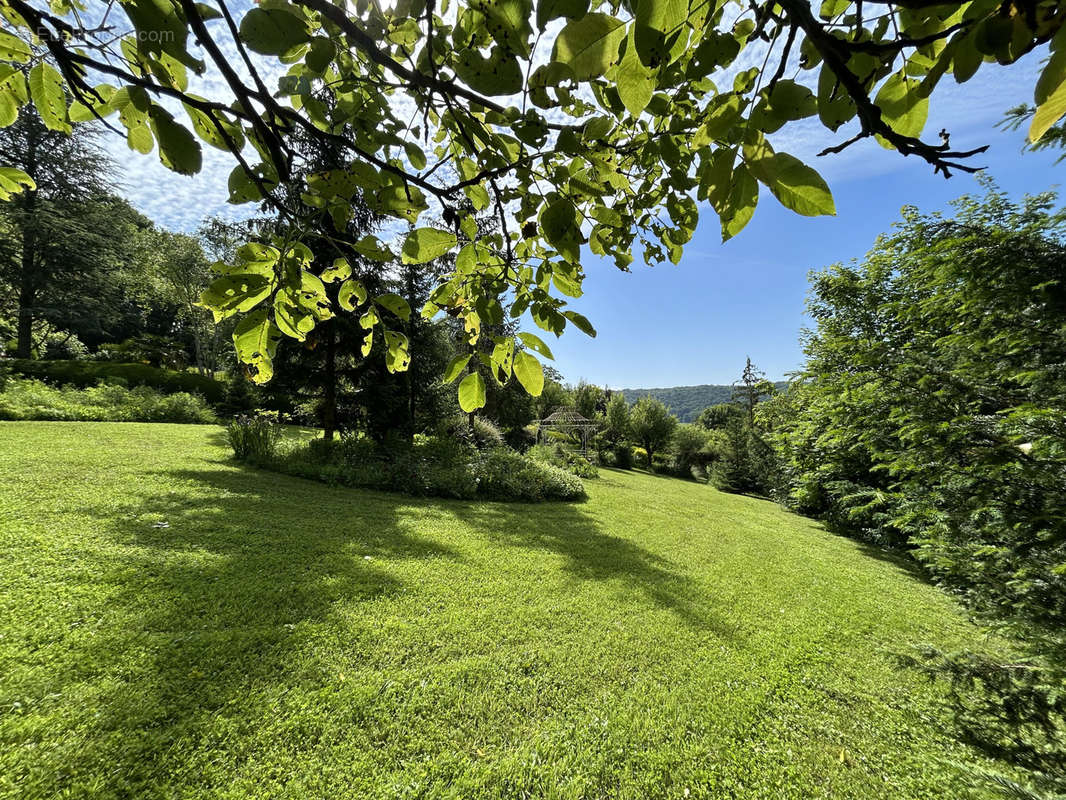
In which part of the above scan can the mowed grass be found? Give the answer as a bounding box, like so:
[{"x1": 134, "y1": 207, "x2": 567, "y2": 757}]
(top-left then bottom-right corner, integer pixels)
[{"x1": 0, "y1": 422, "x2": 1017, "y2": 799}]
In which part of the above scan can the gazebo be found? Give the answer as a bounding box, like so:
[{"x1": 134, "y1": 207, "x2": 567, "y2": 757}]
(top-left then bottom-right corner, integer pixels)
[{"x1": 536, "y1": 409, "x2": 599, "y2": 455}]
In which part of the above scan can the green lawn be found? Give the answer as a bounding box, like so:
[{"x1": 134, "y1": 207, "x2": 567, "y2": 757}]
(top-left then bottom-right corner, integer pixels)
[{"x1": 0, "y1": 422, "x2": 1017, "y2": 799}]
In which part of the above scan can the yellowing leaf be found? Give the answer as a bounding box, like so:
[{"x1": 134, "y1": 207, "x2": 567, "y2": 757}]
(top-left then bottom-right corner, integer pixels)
[
  {"x1": 28, "y1": 63, "x2": 69, "y2": 133},
  {"x1": 1031, "y1": 80, "x2": 1066, "y2": 142}
]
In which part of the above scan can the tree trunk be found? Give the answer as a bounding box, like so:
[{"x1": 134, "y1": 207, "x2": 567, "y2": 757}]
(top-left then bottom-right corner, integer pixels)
[
  {"x1": 322, "y1": 321, "x2": 337, "y2": 441},
  {"x1": 15, "y1": 229, "x2": 36, "y2": 359}
]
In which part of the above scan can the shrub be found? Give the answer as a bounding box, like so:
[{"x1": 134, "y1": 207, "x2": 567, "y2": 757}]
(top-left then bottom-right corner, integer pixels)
[
  {"x1": 475, "y1": 448, "x2": 586, "y2": 502},
  {"x1": 672, "y1": 424, "x2": 711, "y2": 478},
  {"x1": 470, "y1": 415, "x2": 504, "y2": 449},
  {"x1": 41, "y1": 333, "x2": 90, "y2": 361},
  {"x1": 0, "y1": 378, "x2": 217, "y2": 423},
  {"x1": 527, "y1": 442, "x2": 599, "y2": 478},
  {"x1": 227, "y1": 414, "x2": 283, "y2": 461},
  {"x1": 4, "y1": 359, "x2": 224, "y2": 403},
  {"x1": 609, "y1": 443, "x2": 634, "y2": 469},
  {"x1": 237, "y1": 432, "x2": 584, "y2": 503}
]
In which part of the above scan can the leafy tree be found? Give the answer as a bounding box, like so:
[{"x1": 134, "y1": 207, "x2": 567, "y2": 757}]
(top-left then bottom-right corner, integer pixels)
[
  {"x1": 671, "y1": 423, "x2": 710, "y2": 478},
  {"x1": 731, "y1": 357, "x2": 776, "y2": 424},
  {"x1": 0, "y1": 106, "x2": 150, "y2": 357},
  {"x1": 603, "y1": 391, "x2": 631, "y2": 445},
  {"x1": 695, "y1": 402, "x2": 741, "y2": 431},
  {"x1": 774, "y1": 184, "x2": 1066, "y2": 627},
  {"x1": 629, "y1": 396, "x2": 677, "y2": 469},
  {"x1": 573, "y1": 380, "x2": 606, "y2": 421},
  {"x1": 145, "y1": 230, "x2": 224, "y2": 375},
  {"x1": 770, "y1": 182, "x2": 1066, "y2": 798},
  {"x1": 2, "y1": 0, "x2": 1060, "y2": 403},
  {"x1": 533, "y1": 374, "x2": 572, "y2": 421},
  {"x1": 712, "y1": 412, "x2": 777, "y2": 495}
]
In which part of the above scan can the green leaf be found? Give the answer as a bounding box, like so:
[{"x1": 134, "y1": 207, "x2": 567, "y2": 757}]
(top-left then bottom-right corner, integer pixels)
[
  {"x1": 0, "y1": 30, "x2": 32, "y2": 62},
  {"x1": 305, "y1": 37, "x2": 336, "y2": 73},
  {"x1": 200, "y1": 272, "x2": 275, "y2": 322},
  {"x1": 239, "y1": 7, "x2": 312, "y2": 56},
  {"x1": 540, "y1": 199, "x2": 582, "y2": 262},
  {"x1": 1031, "y1": 81, "x2": 1066, "y2": 142},
  {"x1": 536, "y1": 0, "x2": 589, "y2": 30},
  {"x1": 750, "y1": 153, "x2": 835, "y2": 217},
  {"x1": 443, "y1": 354, "x2": 471, "y2": 383},
  {"x1": 183, "y1": 98, "x2": 245, "y2": 151},
  {"x1": 69, "y1": 84, "x2": 119, "y2": 123},
  {"x1": 553, "y1": 14, "x2": 626, "y2": 81},
  {"x1": 518, "y1": 331, "x2": 555, "y2": 360},
  {"x1": 338, "y1": 278, "x2": 368, "y2": 311},
  {"x1": 28, "y1": 63, "x2": 69, "y2": 133},
  {"x1": 634, "y1": 0, "x2": 689, "y2": 68},
  {"x1": 401, "y1": 227, "x2": 457, "y2": 264},
  {"x1": 404, "y1": 141, "x2": 427, "y2": 170},
  {"x1": 384, "y1": 331, "x2": 410, "y2": 373},
  {"x1": 149, "y1": 108, "x2": 202, "y2": 175},
  {"x1": 232, "y1": 308, "x2": 281, "y2": 384},
  {"x1": 375, "y1": 292, "x2": 412, "y2": 321},
  {"x1": 321, "y1": 258, "x2": 351, "y2": 283},
  {"x1": 719, "y1": 163, "x2": 759, "y2": 241},
  {"x1": 274, "y1": 286, "x2": 317, "y2": 341},
  {"x1": 0, "y1": 166, "x2": 35, "y2": 200},
  {"x1": 817, "y1": 64, "x2": 856, "y2": 131},
  {"x1": 454, "y1": 47, "x2": 523, "y2": 96},
  {"x1": 458, "y1": 371, "x2": 487, "y2": 412},
  {"x1": 0, "y1": 66, "x2": 27, "y2": 128},
  {"x1": 352, "y1": 234, "x2": 394, "y2": 262},
  {"x1": 490, "y1": 337, "x2": 515, "y2": 382},
  {"x1": 873, "y1": 71, "x2": 928, "y2": 146},
  {"x1": 236, "y1": 242, "x2": 280, "y2": 266},
  {"x1": 230, "y1": 164, "x2": 279, "y2": 204},
  {"x1": 616, "y1": 40, "x2": 655, "y2": 117},
  {"x1": 552, "y1": 268, "x2": 583, "y2": 298},
  {"x1": 563, "y1": 310, "x2": 596, "y2": 337},
  {"x1": 513, "y1": 350, "x2": 544, "y2": 396},
  {"x1": 371, "y1": 182, "x2": 428, "y2": 222}
]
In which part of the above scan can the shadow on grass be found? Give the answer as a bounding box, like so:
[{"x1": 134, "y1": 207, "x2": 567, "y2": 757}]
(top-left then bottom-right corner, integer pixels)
[
  {"x1": 446, "y1": 502, "x2": 738, "y2": 636},
  {"x1": 36, "y1": 457, "x2": 728, "y2": 795},
  {"x1": 44, "y1": 465, "x2": 459, "y2": 796}
]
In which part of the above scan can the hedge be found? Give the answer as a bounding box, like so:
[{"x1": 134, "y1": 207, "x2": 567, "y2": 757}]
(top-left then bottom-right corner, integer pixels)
[{"x1": 1, "y1": 359, "x2": 225, "y2": 403}]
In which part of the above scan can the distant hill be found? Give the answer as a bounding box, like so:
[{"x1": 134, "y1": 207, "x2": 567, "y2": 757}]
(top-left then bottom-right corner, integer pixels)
[{"x1": 617, "y1": 383, "x2": 786, "y2": 423}]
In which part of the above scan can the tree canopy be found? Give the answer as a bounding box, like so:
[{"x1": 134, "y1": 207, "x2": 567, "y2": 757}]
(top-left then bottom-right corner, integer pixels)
[{"x1": 1, "y1": 0, "x2": 1062, "y2": 407}]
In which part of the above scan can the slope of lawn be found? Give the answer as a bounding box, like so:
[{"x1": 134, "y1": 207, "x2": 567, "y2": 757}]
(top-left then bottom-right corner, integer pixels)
[{"x1": 0, "y1": 422, "x2": 1018, "y2": 799}]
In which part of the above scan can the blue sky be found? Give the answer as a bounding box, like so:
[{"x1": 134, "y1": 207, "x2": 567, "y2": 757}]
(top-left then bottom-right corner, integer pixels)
[
  {"x1": 107, "y1": 42, "x2": 1059, "y2": 389},
  {"x1": 551, "y1": 119, "x2": 1063, "y2": 388}
]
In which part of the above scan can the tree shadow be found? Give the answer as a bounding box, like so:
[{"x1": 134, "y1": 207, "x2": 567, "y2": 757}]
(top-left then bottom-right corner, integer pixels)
[
  {"x1": 445, "y1": 501, "x2": 738, "y2": 637},
  {"x1": 35, "y1": 465, "x2": 460, "y2": 797},
  {"x1": 25, "y1": 458, "x2": 737, "y2": 795}
]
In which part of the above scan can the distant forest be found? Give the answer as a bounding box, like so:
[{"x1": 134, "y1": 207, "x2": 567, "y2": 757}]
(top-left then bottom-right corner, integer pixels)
[{"x1": 618, "y1": 383, "x2": 788, "y2": 423}]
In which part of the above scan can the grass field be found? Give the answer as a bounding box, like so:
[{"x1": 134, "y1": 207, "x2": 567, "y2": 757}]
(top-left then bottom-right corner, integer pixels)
[{"x1": 0, "y1": 422, "x2": 1019, "y2": 799}]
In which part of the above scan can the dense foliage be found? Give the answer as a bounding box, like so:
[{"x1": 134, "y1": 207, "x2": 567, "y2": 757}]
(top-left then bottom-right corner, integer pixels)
[
  {"x1": 2, "y1": 0, "x2": 1061, "y2": 402},
  {"x1": 4, "y1": 358, "x2": 225, "y2": 402},
  {"x1": 768, "y1": 187, "x2": 1066, "y2": 796},
  {"x1": 774, "y1": 186, "x2": 1066, "y2": 628},
  {"x1": 0, "y1": 376, "x2": 216, "y2": 422},
  {"x1": 227, "y1": 417, "x2": 586, "y2": 502}
]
